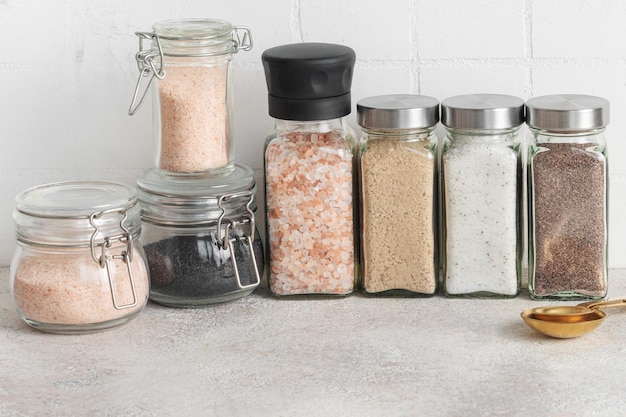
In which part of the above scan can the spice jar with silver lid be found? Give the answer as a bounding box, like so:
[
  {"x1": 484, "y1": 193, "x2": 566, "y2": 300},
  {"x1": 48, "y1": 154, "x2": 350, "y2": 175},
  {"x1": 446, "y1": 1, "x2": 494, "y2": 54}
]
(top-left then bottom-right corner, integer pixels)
[
  {"x1": 357, "y1": 94, "x2": 439, "y2": 296},
  {"x1": 137, "y1": 165, "x2": 263, "y2": 307},
  {"x1": 129, "y1": 18, "x2": 253, "y2": 175},
  {"x1": 262, "y1": 42, "x2": 357, "y2": 296},
  {"x1": 10, "y1": 181, "x2": 150, "y2": 334},
  {"x1": 441, "y1": 94, "x2": 524, "y2": 298},
  {"x1": 526, "y1": 94, "x2": 609, "y2": 300}
]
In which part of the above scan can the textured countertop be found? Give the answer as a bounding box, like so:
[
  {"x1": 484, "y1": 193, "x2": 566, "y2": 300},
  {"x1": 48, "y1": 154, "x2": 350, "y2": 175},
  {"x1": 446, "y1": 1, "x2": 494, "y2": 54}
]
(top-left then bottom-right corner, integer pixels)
[{"x1": 2, "y1": 267, "x2": 626, "y2": 417}]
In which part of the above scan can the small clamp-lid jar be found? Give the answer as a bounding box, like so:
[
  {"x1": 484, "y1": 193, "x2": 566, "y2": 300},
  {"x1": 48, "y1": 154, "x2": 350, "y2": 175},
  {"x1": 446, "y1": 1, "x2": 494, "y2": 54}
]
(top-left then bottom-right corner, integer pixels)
[
  {"x1": 357, "y1": 94, "x2": 439, "y2": 296},
  {"x1": 129, "y1": 18, "x2": 253, "y2": 175},
  {"x1": 10, "y1": 181, "x2": 150, "y2": 334},
  {"x1": 526, "y1": 94, "x2": 609, "y2": 300},
  {"x1": 137, "y1": 165, "x2": 264, "y2": 307},
  {"x1": 262, "y1": 43, "x2": 357, "y2": 296},
  {"x1": 441, "y1": 94, "x2": 524, "y2": 298}
]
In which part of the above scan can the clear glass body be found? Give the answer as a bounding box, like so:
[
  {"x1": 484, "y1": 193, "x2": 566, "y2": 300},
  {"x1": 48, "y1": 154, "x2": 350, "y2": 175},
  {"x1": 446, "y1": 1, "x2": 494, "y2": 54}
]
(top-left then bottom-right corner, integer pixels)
[
  {"x1": 10, "y1": 181, "x2": 150, "y2": 333},
  {"x1": 10, "y1": 244, "x2": 149, "y2": 334},
  {"x1": 441, "y1": 127, "x2": 522, "y2": 297},
  {"x1": 264, "y1": 118, "x2": 357, "y2": 296},
  {"x1": 359, "y1": 127, "x2": 438, "y2": 295},
  {"x1": 137, "y1": 166, "x2": 264, "y2": 307},
  {"x1": 141, "y1": 222, "x2": 264, "y2": 307},
  {"x1": 151, "y1": 21, "x2": 235, "y2": 175},
  {"x1": 527, "y1": 128, "x2": 608, "y2": 300}
]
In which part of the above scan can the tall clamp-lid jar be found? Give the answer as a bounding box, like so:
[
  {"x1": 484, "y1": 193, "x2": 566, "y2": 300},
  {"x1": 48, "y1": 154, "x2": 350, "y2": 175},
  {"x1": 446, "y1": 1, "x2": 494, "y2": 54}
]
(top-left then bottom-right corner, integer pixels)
[
  {"x1": 129, "y1": 18, "x2": 253, "y2": 175},
  {"x1": 441, "y1": 94, "x2": 524, "y2": 298},
  {"x1": 10, "y1": 181, "x2": 150, "y2": 333},
  {"x1": 262, "y1": 43, "x2": 357, "y2": 296},
  {"x1": 357, "y1": 94, "x2": 439, "y2": 296},
  {"x1": 137, "y1": 165, "x2": 264, "y2": 307},
  {"x1": 526, "y1": 94, "x2": 609, "y2": 300}
]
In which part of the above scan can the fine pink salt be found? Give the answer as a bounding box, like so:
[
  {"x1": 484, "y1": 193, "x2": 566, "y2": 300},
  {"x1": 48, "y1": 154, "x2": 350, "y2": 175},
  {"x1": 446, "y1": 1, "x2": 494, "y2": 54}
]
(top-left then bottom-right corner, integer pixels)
[
  {"x1": 12, "y1": 249, "x2": 149, "y2": 325},
  {"x1": 265, "y1": 130, "x2": 355, "y2": 295},
  {"x1": 158, "y1": 64, "x2": 229, "y2": 172}
]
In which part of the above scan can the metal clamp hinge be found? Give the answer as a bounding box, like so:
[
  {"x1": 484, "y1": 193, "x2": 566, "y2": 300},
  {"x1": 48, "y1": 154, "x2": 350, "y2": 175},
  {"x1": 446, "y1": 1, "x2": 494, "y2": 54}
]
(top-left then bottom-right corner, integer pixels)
[
  {"x1": 232, "y1": 26, "x2": 253, "y2": 53},
  {"x1": 128, "y1": 32, "x2": 165, "y2": 116},
  {"x1": 216, "y1": 191, "x2": 260, "y2": 290},
  {"x1": 90, "y1": 208, "x2": 139, "y2": 310}
]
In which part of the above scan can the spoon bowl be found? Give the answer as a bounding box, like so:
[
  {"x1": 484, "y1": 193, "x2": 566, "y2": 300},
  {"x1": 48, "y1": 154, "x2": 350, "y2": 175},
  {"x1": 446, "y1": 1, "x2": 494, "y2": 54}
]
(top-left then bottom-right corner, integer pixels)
[{"x1": 521, "y1": 307, "x2": 606, "y2": 338}]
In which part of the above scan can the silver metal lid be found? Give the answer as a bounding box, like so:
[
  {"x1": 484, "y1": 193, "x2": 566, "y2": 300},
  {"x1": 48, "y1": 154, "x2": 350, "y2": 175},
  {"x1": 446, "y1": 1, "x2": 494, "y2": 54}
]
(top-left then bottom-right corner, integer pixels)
[
  {"x1": 441, "y1": 94, "x2": 524, "y2": 130},
  {"x1": 357, "y1": 94, "x2": 439, "y2": 129},
  {"x1": 525, "y1": 94, "x2": 610, "y2": 131}
]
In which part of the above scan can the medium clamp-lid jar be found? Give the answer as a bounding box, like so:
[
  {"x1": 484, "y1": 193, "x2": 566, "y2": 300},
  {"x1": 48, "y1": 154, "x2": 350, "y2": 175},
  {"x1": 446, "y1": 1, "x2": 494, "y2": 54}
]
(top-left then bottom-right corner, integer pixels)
[
  {"x1": 137, "y1": 165, "x2": 264, "y2": 307},
  {"x1": 10, "y1": 181, "x2": 150, "y2": 334},
  {"x1": 441, "y1": 94, "x2": 524, "y2": 298},
  {"x1": 262, "y1": 43, "x2": 357, "y2": 296},
  {"x1": 129, "y1": 18, "x2": 253, "y2": 175},
  {"x1": 357, "y1": 94, "x2": 439, "y2": 296},
  {"x1": 526, "y1": 94, "x2": 609, "y2": 300}
]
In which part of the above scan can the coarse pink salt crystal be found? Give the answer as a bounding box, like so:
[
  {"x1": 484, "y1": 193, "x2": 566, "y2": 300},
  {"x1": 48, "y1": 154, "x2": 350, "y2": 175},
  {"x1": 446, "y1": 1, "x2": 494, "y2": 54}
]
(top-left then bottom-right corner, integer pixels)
[
  {"x1": 12, "y1": 247, "x2": 149, "y2": 330},
  {"x1": 265, "y1": 129, "x2": 356, "y2": 296},
  {"x1": 157, "y1": 64, "x2": 230, "y2": 173}
]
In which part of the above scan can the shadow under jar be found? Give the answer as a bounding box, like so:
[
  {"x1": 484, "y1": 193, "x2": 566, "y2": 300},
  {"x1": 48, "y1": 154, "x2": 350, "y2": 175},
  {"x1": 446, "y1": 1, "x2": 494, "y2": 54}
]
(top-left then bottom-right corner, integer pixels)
[
  {"x1": 136, "y1": 165, "x2": 264, "y2": 307},
  {"x1": 10, "y1": 181, "x2": 150, "y2": 334},
  {"x1": 526, "y1": 94, "x2": 609, "y2": 300}
]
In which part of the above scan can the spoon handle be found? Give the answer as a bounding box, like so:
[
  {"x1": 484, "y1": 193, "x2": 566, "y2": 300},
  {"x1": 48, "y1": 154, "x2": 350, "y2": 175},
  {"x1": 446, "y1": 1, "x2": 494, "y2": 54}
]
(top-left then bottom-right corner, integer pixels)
[{"x1": 579, "y1": 298, "x2": 626, "y2": 310}]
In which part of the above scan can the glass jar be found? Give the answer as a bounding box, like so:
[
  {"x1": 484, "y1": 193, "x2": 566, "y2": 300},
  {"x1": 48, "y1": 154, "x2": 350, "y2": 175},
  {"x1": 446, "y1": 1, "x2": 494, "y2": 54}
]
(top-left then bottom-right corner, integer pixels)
[
  {"x1": 10, "y1": 181, "x2": 150, "y2": 334},
  {"x1": 441, "y1": 94, "x2": 524, "y2": 297},
  {"x1": 262, "y1": 43, "x2": 357, "y2": 296},
  {"x1": 357, "y1": 94, "x2": 439, "y2": 296},
  {"x1": 129, "y1": 18, "x2": 253, "y2": 175},
  {"x1": 526, "y1": 94, "x2": 609, "y2": 300},
  {"x1": 136, "y1": 165, "x2": 263, "y2": 307}
]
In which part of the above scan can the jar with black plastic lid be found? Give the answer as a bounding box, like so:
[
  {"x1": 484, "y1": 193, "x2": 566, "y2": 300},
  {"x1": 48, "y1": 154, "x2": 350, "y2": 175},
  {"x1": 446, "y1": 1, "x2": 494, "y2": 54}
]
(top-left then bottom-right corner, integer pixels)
[{"x1": 262, "y1": 42, "x2": 357, "y2": 296}]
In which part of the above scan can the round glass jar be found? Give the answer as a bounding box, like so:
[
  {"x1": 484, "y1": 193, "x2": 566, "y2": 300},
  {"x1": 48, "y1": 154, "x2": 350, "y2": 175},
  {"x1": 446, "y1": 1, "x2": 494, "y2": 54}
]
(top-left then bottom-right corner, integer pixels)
[
  {"x1": 136, "y1": 165, "x2": 263, "y2": 307},
  {"x1": 10, "y1": 181, "x2": 150, "y2": 334},
  {"x1": 357, "y1": 94, "x2": 439, "y2": 296},
  {"x1": 441, "y1": 94, "x2": 524, "y2": 298},
  {"x1": 262, "y1": 43, "x2": 357, "y2": 296},
  {"x1": 129, "y1": 18, "x2": 253, "y2": 175},
  {"x1": 526, "y1": 94, "x2": 609, "y2": 300}
]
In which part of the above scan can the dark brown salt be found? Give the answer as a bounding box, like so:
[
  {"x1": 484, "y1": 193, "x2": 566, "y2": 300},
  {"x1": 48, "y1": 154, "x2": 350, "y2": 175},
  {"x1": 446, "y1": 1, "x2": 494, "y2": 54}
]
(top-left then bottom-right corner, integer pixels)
[{"x1": 531, "y1": 142, "x2": 607, "y2": 298}]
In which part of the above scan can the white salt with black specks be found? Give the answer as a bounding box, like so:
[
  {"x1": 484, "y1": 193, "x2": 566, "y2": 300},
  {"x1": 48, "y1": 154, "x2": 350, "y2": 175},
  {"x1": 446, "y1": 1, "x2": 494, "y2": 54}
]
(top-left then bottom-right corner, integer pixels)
[{"x1": 443, "y1": 140, "x2": 520, "y2": 296}]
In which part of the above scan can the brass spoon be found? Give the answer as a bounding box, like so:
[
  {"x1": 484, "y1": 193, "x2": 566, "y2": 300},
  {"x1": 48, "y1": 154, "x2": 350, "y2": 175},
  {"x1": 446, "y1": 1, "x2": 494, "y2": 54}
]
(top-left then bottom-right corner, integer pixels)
[{"x1": 521, "y1": 298, "x2": 626, "y2": 339}]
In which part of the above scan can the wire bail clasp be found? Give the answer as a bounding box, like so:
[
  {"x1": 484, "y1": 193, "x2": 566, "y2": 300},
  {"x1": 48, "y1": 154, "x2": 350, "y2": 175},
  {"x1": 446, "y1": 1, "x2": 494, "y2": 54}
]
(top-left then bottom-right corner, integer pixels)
[
  {"x1": 128, "y1": 31, "x2": 166, "y2": 116},
  {"x1": 90, "y1": 207, "x2": 139, "y2": 310},
  {"x1": 216, "y1": 191, "x2": 260, "y2": 290},
  {"x1": 232, "y1": 26, "x2": 253, "y2": 53}
]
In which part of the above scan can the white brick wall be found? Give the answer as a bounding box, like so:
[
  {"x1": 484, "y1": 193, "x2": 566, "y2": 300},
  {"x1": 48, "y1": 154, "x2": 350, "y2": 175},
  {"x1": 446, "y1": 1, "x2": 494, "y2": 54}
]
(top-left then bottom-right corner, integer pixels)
[{"x1": 1, "y1": 0, "x2": 625, "y2": 267}]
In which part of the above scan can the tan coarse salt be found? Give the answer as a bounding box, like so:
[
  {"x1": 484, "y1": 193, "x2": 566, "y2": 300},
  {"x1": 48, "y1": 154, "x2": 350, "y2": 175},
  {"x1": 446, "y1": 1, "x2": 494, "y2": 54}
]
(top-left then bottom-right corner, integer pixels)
[
  {"x1": 12, "y1": 248, "x2": 149, "y2": 326},
  {"x1": 265, "y1": 130, "x2": 355, "y2": 296},
  {"x1": 158, "y1": 64, "x2": 229, "y2": 172},
  {"x1": 361, "y1": 138, "x2": 436, "y2": 294}
]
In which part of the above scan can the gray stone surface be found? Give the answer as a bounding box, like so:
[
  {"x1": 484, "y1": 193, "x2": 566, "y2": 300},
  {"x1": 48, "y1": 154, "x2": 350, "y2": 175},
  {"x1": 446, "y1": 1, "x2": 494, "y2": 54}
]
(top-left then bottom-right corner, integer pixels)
[{"x1": 2, "y1": 268, "x2": 626, "y2": 417}]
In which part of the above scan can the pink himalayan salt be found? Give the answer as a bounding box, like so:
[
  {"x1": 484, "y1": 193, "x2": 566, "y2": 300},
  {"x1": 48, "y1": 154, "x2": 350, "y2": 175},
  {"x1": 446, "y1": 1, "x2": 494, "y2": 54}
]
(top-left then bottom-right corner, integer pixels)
[
  {"x1": 158, "y1": 64, "x2": 230, "y2": 172},
  {"x1": 12, "y1": 248, "x2": 149, "y2": 326},
  {"x1": 265, "y1": 130, "x2": 355, "y2": 295}
]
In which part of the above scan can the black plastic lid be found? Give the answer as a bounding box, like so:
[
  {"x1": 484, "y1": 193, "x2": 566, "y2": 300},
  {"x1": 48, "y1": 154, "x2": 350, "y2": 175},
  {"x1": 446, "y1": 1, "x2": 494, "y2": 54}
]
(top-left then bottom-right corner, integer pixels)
[{"x1": 262, "y1": 43, "x2": 356, "y2": 121}]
